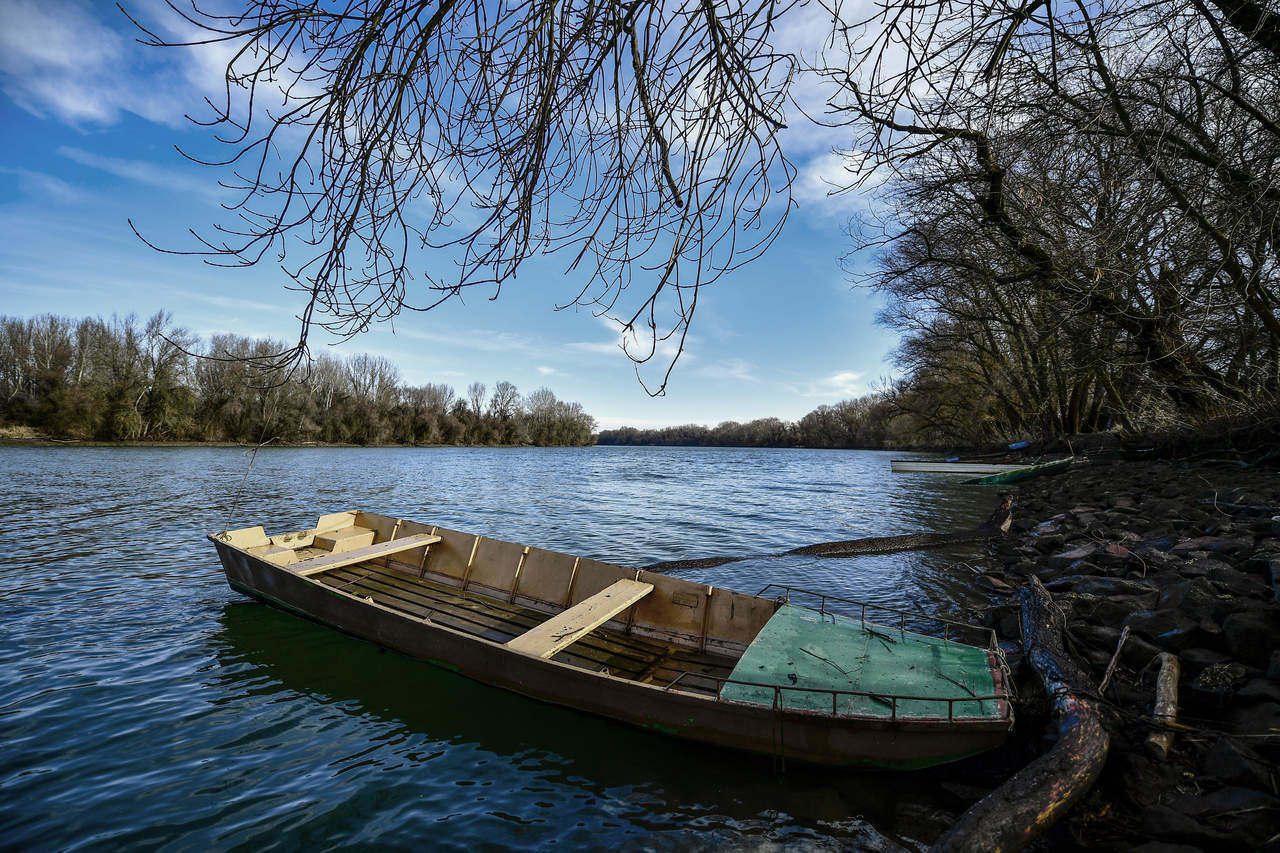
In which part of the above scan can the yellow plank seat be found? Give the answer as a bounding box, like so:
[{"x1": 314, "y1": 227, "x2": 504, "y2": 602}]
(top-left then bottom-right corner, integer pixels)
[
  {"x1": 506, "y1": 579, "x2": 654, "y2": 659},
  {"x1": 290, "y1": 532, "x2": 443, "y2": 578},
  {"x1": 314, "y1": 526, "x2": 376, "y2": 553}
]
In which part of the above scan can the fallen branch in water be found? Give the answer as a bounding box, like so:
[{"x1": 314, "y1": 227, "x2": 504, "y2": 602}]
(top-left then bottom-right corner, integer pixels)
[
  {"x1": 642, "y1": 496, "x2": 1014, "y2": 572},
  {"x1": 933, "y1": 576, "x2": 1109, "y2": 853}
]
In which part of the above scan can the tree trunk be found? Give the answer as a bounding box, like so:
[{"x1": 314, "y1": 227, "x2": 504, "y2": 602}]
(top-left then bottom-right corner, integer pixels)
[{"x1": 933, "y1": 576, "x2": 1109, "y2": 852}]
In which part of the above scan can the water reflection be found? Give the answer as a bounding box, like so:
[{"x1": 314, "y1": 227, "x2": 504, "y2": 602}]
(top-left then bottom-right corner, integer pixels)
[{"x1": 210, "y1": 601, "x2": 956, "y2": 850}]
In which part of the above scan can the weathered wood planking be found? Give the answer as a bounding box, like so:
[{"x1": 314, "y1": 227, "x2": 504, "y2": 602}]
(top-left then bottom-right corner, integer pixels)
[
  {"x1": 292, "y1": 533, "x2": 442, "y2": 577},
  {"x1": 507, "y1": 579, "x2": 654, "y2": 658}
]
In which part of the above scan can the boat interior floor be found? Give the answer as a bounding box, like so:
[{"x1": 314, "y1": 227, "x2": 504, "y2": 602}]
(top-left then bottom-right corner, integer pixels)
[{"x1": 314, "y1": 561, "x2": 737, "y2": 697}]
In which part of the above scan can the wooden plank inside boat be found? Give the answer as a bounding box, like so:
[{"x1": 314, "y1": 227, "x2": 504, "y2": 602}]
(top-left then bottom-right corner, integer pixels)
[
  {"x1": 314, "y1": 526, "x2": 376, "y2": 553},
  {"x1": 507, "y1": 578, "x2": 654, "y2": 658},
  {"x1": 292, "y1": 532, "x2": 442, "y2": 577}
]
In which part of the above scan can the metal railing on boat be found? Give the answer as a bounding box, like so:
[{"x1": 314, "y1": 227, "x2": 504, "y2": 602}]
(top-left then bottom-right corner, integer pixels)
[
  {"x1": 754, "y1": 583, "x2": 1000, "y2": 651},
  {"x1": 660, "y1": 670, "x2": 1012, "y2": 723}
]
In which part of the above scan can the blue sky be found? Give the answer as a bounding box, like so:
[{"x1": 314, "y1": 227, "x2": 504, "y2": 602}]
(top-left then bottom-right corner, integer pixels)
[{"x1": 0, "y1": 0, "x2": 899, "y2": 429}]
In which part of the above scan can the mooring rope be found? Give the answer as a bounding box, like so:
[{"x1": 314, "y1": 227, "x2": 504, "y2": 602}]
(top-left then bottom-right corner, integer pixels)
[{"x1": 219, "y1": 435, "x2": 277, "y2": 536}]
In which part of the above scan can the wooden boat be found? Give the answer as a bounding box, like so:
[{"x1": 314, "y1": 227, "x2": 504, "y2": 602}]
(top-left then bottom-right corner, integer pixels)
[
  {"x1": 890, "y1": 459, "x2": 1028, "y2": 474},
  {"x1": 961, "y1": 457, "x2": 1074, "y2": 485},
  {"x1": 209, "y1": 511, "x2": 1013, "y2": 768}
]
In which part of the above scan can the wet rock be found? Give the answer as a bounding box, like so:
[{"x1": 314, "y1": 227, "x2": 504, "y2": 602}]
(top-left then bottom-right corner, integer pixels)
[
  {"x1": 1135, "y1": 548, "x2": 1182, "y2": 573},
  {"x1": 1139, "y1": 806, "x2": 1224, "y2": 845},
  {"x1": 1070, "y1": 621, "x2": 1121, "y2": 651},
  {"x1": 1155, "y1": 578, "x2": 1235, "y2": 622},
  {"x1": 1223, "y1": 609, "x2": 1280, "y2": 667},
  {"x1": 1129, "y1": 843, "x2": 1203, "y2": 853},
  {"x1": 1047, "y1": 543, "x2": 1098, "y2": 569},
  {"x1": 1226, "y1": 701, "x2": 1280, "y2": 740},
  {"x1": 977, "y1": 573, "x2": 1014, "y2": 594},
  {"x1": 1125, "y1": 609, "x2": 1208, "y2": 652},
  {"x1": 1269, "y1": 650, "x2": 1280, "y2": 681},
  {"x1": 1205, "y1": 564, "x2": 1271, "y2": 599},
  {"x1": 1166, "y1": 785, "x2": 1277, "y2": 817},
  {"x1": 1170, "y1": 536, "x2": 1255, "y2": 557},
  {"x1": 1120, "y1": 633, "x2": 1165, "y2": 669},
  {"x1": 1179, "y1": 647, "x2": 1231, "y2": 679},
  {"x1": 1033, "y1": 514, "x2": 1066, "y2": 534},
  {"x1": 1202, "y1": 736, "x2": 1273, "y2": 790},
  {"x1": 1098, "y1": 542, "x2": 1134, "y2": 564},
  {"x1": 1237, "y1": 678, "x2": 1280, "y2": 703},
  {"x1": 1045, "y1": 575, "x2": 1156, "y2": 597}
]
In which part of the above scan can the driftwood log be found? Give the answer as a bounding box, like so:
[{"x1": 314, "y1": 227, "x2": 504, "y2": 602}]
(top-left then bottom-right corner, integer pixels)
[
  {"x1": 933, "y1": 576, "x2": 1110, "y2": 853},
  {"x1": 1145, "y1": 653, "x2": 1180, "y2": 760},
  {"x1": 642, "y1": 497, "x2": 1014, "y2": 572}
]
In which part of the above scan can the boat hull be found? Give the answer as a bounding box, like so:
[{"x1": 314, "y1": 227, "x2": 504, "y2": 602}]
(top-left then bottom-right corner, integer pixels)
[
  {"x1": 212, "y1": 539, "x2": 1010, "y2": 768},
  {"x1": 890, "y1": 460, "x2": 1026, "y2": 474}
]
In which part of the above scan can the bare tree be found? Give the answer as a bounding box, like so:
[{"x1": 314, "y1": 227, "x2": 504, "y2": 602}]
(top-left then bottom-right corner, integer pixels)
[
  {"x1": 134, "y1": 0, "x2": 802, "y2": 392},
  {"x1": 466, "y1": 381, "x2": 487, "y2": 418},
  {"x1": 825, "y1": 0, "x2": 1280, "y2": 431}
]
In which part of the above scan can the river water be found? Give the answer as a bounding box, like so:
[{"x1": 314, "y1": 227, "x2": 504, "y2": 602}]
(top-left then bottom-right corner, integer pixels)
[{"x1": 1, "y1": 446, "x2": 1004, "y2": 851}]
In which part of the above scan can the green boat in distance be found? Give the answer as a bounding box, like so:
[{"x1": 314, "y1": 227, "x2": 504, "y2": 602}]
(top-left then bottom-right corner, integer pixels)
[
  {"x1": 962, "y1": 457, "x2": 1075, "y2": 485},
  {"x1": 210, "y1": 510, "x2": 1014, "y2": 769}
]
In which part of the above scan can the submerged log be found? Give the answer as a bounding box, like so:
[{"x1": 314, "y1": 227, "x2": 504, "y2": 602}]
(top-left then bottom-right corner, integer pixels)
[
  {"x1": 1145, "y1": 653, "x2": 1180, "y2": 760},
  {"x1": 933, "y1": 576, "x2": 1109, "y2": 853},
  {"x1": 641, "y1": 497, "x2": 1014, "y2": 571}
]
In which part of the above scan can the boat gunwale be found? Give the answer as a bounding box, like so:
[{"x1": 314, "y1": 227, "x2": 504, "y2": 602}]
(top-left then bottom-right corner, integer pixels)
[{"x1": 209, "y1": 526, "x2": 1014, "y2": 728}]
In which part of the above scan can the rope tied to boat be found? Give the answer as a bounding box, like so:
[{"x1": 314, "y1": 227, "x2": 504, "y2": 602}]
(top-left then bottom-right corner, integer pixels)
[{"x1": 219, "y1": 435, "x2": 277, "y2": 536}]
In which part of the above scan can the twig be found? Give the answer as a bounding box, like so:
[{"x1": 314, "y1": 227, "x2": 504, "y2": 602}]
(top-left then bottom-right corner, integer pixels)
[{"x1": 1098, "y1": 625, "x2": 1130, "y2": 695}]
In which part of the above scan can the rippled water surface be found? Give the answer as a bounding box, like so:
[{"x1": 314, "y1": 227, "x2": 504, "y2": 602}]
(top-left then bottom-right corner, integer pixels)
[{"x1": 1, "y1": 446, "x2": 1003, "y2": 851}]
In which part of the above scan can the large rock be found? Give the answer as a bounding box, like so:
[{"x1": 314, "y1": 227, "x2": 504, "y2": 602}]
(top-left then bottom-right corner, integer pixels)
[
  {"x1": 1223, "y1": 609, "x2": 1280, "y2": 667},
  {"x1": 1171, "y1": 536, "x2": 1255, "y2": 557},
  {"x1": 1139, "y1": 806, "x2": 1223, "y2": 845},
  {"x1": 1125, "y1": 609, "x2": 1208, "y2": 652},
  {"x1": 1205, "y1": 564, "x2": 1271, "y2": 599},
  {"x1": 1227, "y1": 701, "x2": 1280, "y2": 743},
  {"x1": 1047, "y1": 575, "x2": 1157, "y2": 597},
  {"x1": 1237, "y1": 678, "x2": 1280, "y2": 703},
  {"x1": 1179, "y1": 647, "x2": 1230, "y2": 679},
  {"x1": 1155, "y1": 578, "x2": 1234, "y2": 621},
  {"x1": 1202, "y1": 736, "x2": 1273, "y2": 790},
  {"x1": 1046, "y1": 543, "x2": 1099, "y2": 569}
]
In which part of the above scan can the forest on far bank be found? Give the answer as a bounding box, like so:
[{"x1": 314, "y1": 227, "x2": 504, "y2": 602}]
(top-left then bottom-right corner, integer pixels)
[{"x1": 0, "y1": 311, "x2": 596, "y2": 446}]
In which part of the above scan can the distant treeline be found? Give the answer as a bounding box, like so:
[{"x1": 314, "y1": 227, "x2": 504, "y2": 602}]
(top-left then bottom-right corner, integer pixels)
[
  {"x1": 596, "y1": 394, "x2": 906, "y2": 449},
  {"x1": 0, "y1": 312, "x2": 595, "y2": 446}
]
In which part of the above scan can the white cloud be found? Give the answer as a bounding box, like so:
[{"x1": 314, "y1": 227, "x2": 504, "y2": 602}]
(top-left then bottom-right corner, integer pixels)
[
  {"x1": 535, "y1": 365, "x2": 558, "y2": 376},
  {"x1": 0, "y1": 0, "x2": 196, "y2": 127},
  {"x1": 787, "y1": 370, "x2": 867, "y2": 398},
  {"x1": 565, "y1": 313, "x2": 693, "y2": 363},
  {"x1": 694, "y1": 358, "x2": 757, "y2": 382},
  {"x1": 792, "y1": 152, "x2": 874, "y2": 217},
  {"x1": 56, "y1": 146, "x2": 226, "y2": 200},
  {"x1": 0, "y1": 166, "x2": 86, "y2": 203},
  {"x1": 393, "y1": 325, "x2": 537, "y2": 354}
]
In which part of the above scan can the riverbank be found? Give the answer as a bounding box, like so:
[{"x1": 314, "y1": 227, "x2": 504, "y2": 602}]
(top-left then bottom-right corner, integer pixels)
[
  {"x1": 0, "y1": 428, "x2": 590, "y2": 449},
  {"x1": 970, "y1": 458, "x2": 1279, "y2": 849}
]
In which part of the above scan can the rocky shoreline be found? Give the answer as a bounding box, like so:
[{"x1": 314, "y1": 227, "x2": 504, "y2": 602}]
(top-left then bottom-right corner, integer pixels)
[{"x1": 972, "y1": 459, "x2": 1280, "y2": 850}]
